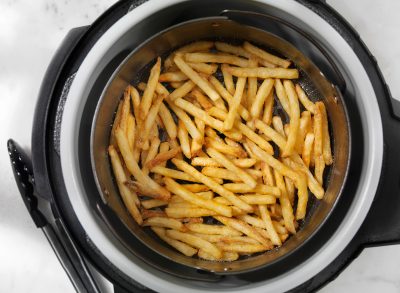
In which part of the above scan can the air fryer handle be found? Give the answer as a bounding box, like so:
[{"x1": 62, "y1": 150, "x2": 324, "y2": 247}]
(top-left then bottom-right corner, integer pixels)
[{"x1": 357, "y1": 99, "x2": 400, "y2": 246}]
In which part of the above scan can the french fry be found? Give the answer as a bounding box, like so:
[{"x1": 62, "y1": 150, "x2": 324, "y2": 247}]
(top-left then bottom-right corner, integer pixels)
[
  {"x1": 128, "y1": 85, "x2": 141, "y2": 125},
  {"x1": 174, "y1": 55, "x2": 220, "y2": 101},
  {"x1": 284, "y1": 176, "x2": 295, "y2": 205},
  {"x1": 255, "y1": 119, "x2": 286, "y2": 149},
  {"x1": 126, "y1": 114, "x2": 136, "y2": 152},
  {"x1": 183, "y1": 184, "x2": 210, "y2": 193},
  {"x1": 178, "y1": 120, "x2": 192, "y2": 159},
  {"x1": 221, "y1": 64, "x2": 235, "y2": 95},
  {"x1": 164, "y1": 178, "x2": 232, "y2": 217},
  {"x1": 259, "y1": 205, "x2": 282, "y2": 246},
  {"x1": 164, "y1": 40, "x2": 214, "y2": 69},
  {"x1": 216, "y1": 242, "x2": 270, "y2": 253},
  {"x1": 236, "y1": 123, "x2": 274, "y2": 155},
  {"x1": 166, "y1": 207, "x2": 217, "y2": 218},
  {"x1": 115, "y1": 128, "x2": 170, "y2": 200},
  {"x1": 297, "y1": 111, "x2": 312, "y2": 153},
  {"x1": 186, "y1": 223, "x2": 242, "y2": 236},
  {"x1": 169, "y1": 80, "x2": 195, "y2": 101},
  {"x1": 215, "y1": 41, "x2": 251, "y2": 58},
  {"x1": 167, "y1": 100, "x2": 201, "y2": 141},
  {"x1": 272, "y1": 116, "x2": 286, "y2": 138},
  {"x1": 143, "y1": 217, "x2": 184, "y2": 231},
  {"x1": 262, "y1": 90, "x2": 275, "y2": 125},
  {"x1": 151, "y1": 166, "x2": 198, "y2": 182},
  {"x1": 140, "y1": 57, "x2": 161, "y2": 119},
  {"x1": 108, "y1": 146, "x2": 142, "y2": 225},
  {"x1": 260, "y1": 161, "x2": 275, "y2": 186},
  {"x1": 172, "y1": 159, "x2": 253, "y2": 212},
  {"x1": 295, "y1": 84, "x2": 316, "y2": 114},
  {"x1": 295, "y1": 172, "x2": 308, "y2": 220},
  {"x1": 187, "y1": 62, "x2": 218, "y2": 75},
  {"x1": 315, "y1": 154, "x2": 325, "y2": 186},
  {"x1": 243, "y1": 41, "x2": 291, "y2": 68},
  {"x1": 282, "y1": 80, "x2": 300, "y2": 157},
  {"x1": 166, "y1": 229, "x2": 222, "y2": 259},
  {"x1": 247, "y1": 57, "x2": 258, "y2": 107},
  {"x1": 223, "y1": 183, "x2": 280, "y2": 196},
  {"x1": 159, "y1": 71, "x2": 188, "y2": 82},
  {"x1": 318, "y1": 102, "x2": 333, "y2": 165},
  {"x1": 313, "y1": 101, "x2": 324, "y2": 157},
  {"x1": 198, "y1": 249, "x2": 239, "y2": 261},
  {"x1": 202, "y1": 167, "x2": 242, "y2": 182},
  {"x1": 274, "y1": 170, "x2": 296, "y2": 234},
  {"x1": 146, "y1": 146, "x2": 181, "y2": 169},
  {"x1": 205, "y1": 137, "x2": 247, "y2": 158},
  {"x1": 214, "y1": 216, "x2": 270, "y2": 247},
  {"x1": 192, "y1": 157, "x2": 256, "y2": 168},
  {"x1": 141, "y1": 199, "x2": 168, "y2": 209},
  {"x1": 191, "y1": 89, "x2": 213, "y2": 110},
  {"x1": 224, "y1": 77, "x2": 246, "y2": 130},
  {"x1": 185, "y1": 52, "x2": 250, "y2": 67},
  {"x1": 207, "y1": 147, "x2": 257, "y2": 188},
  {"x1": 226, "y1": 66, "x2": 299, "y2": 79},
  {"x1": 152, "y1": 227, "x2": 197, "y2": 257},
  {"x1": 251, "y1": 78, "x2": 274, "y2": 118},
  {"x1": 274, "y1": 79, "x2": 290, "y2": 115},
  {"x1": 142, "y1": 137, "x2": 160, "y2": 175},
  {"x1": 302, "y1": 133, "x2": 315, "y2": 168}
]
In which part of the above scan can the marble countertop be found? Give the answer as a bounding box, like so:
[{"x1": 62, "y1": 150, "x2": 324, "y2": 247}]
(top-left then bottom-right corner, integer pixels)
[{"x1": 1, "y1": 0, "x2": 399, "y2": 292}]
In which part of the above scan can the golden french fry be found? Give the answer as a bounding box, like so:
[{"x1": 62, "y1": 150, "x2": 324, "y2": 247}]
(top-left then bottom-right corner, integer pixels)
[
  {"x1": 187, "y1": 62, "x2": 218, "y2": 75},
  {"x1": 202, "y1": 167, "x2": 242, "y2": 182},
  {"x1": 272, "y1": 116, "x2": 286, "y2": 138},
  {"x1": 119, "y1": 89, "x2": 131, "y2": 133},
  {"x1": 221, "y1": 64, "x2": 235, "y2": 95},
  {"x1": 207, "y1": 147, "x2": 257, "y2": 188},
  {"x1": 260, "y1": 161, "x2": 275, "y2": 186},
  {"x1": 274, "y1": 170, "x2": 296, "y2": 234},
  {"x1": 151, "y1": 166, "x2": 197, "y2": 182},
  {"x1": 243, "y1": 41, "x2": 291, "y2": 68},
  {"x1": 159, "y1": 71, "x2": 188, "y2": 82},
  {"x1": 140, "y1": 57, "x2": 161, "y2": 119},
  {"x1": 152, "y1": 227, "x2": 197, "y2": 257},
  {"x1": 169, "y1": 80, "x2": 195, "y2": 101},
  {"x1": 126, "y1": 114, "x2": 136, "y2": 152},
  {"x1": 108, "y1": 145, "x2": 142, "y2": 225},
  {"x1": 223, "y1": 183, "x2": 280, "y2": 196},
  {"x1": 247, "y1": 57, "x2": 258, "y2": 107},
  {"x1": 255, "y1": 119, "x2": 286, "y2": 149},
  {"x1": 186, "y1": 223, "x2": 242, "y2": 236},
  {"x1": 166, "y1": 229, "x2": 222, "y2": 259},
  {"x1": 250, "y1": 78, "x2": 274, "y2": 118},
  {"x1": 224, "y1": 77, "x2": 246, "y2": 130},
  {"x1": 295, "y1": 84, "x2": 316, "y2": 114},
  {"x1": 164, "y1": 41, "x2": 214, "y2": 69},
  {"x1": 313, "y1": 101, "x2": 324, "y2": 157},
  {"x1": 143, "y1": 217, "x2": 184, "y2": 230},
  {"x1": 274, "y1": 79, "x2": 290, "y2": 115},
  {"x1": 282, "y1": 80, "x2": 300, "y2": 157},
  {"x1": 214, "y1": 216, "x2": 269, "y2": 247},
  {"x1": 296, "y1": 111, "x2": 312, "y2": 153},
  {"x1": 215, "y1": 41, "x2": 251, "y2": 58},
  {"x1": 183, "y1": 184, "x2": 210, "y2": 193},
  {"x1": 142, "y1": 137, "x2": 160, "y2": 175},
  {"x1": 236, "y1": 123, "x2": 274, "y2": 155},
  {"x1": 174, "y1": 55, "x2": 220, "y2": 101},
  {"x1": 192, "y1": 157, "x2": 257, "y2": 168},
  {"x1": 141, "y1": 199, "x2": 168, "y2": 209},
  {"x1": 302, "y1": 133, "x2": 315, "y2": 168},
  {"x1": 167, "y1": 100, "x2": 201, "y2": 141},
  {"x1": 172, "y1": 159, "x2": 253, "y2": 212},
  {"x1": 185, "y1": 52, "x2": 250, "y2": 67},
  {"x1": 262, "y1": 90, "x2": 275, "y2": 125},
  {"x1": 115, "y1": 128, "x2": 170, "y2": 200},
  {"x1": 215, "y1": 194, "x2": 275, "y2": 205},
  {"x1": 205, "y1": 137, "x2": 247, "y2": 158},
  {"x1": 295, "y1": 172, "x2": 308, "y2": 220},
  {"x1": 166, "y1": 207, "x2": 217, "y2": 218},
  {"x1": 315, "y1": 154, "x2": 325, "y2": 186},
  {"x1": 259, "y1": 205, "x2": 282, "y2": 246},
  {"x1": 226, "y1": 66, "x2": 298, "y2": 79},
  {"x1": 159, "y1": 103, "x2": 177, "y2": 140},
  {"x1": 318, "y1": 102, "x2": 333, "y2": 165},
  {"x1": 128, "y1": 85, "x2": 141, "y2": 125},
  {"x1": 164, "y1": 178, "x2": 232, "y2": 217},
  {"x1": 178, "y1": 120, "x2": 191, "y2": 159},
  {"x1": 141, "y1": 209, "x2": 166, "y2": 219},
  {"x1": 198, "y1": 249, "x2": 239, "y2": 261},
  {"x1": 284, "y1": 176, "x2": 295, "y2": 205},
  {"x1": 110, "y1": 101, "x2": 123, "y2": 147},
  {"x1": 216, "y1": 242, "x2": 270, "y2": 253},
  {"x1": 146, "y1": 146, "x2": 181, "y2": 169},
  {"x1": 191, "y1": 88, "x2": 213, "y2": 110}
]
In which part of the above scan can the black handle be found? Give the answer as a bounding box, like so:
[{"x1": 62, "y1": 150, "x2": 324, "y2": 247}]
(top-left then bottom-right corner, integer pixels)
[{"x1": 8, "y1": 139, "x2": 47, "y2": 228}]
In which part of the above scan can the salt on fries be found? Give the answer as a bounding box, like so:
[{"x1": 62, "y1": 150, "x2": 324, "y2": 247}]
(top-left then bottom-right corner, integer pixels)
[{"x1": 108, "y1": 41, "x2": 332, "y2": 261}]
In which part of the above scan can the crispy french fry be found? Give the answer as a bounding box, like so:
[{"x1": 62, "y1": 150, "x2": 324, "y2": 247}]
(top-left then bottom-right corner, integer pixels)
[
  {"x1": 259, "y1": 205, "x2": 282, "y2": 246},
  {"x1": 142, "y1": 137, "x2": 160, "y2": 175},
  {"x1": 141, "y1": 199, "x2": 168, "y2": 209},
  {"x1": 236, "y1": 123, "x2": 274, "y2": 155},
  {"x1": 183, "y1": 184, "x2": 210, "y2": 193},
  {"x1": 164, "y1": 178, "x2": 232, "y2": 217},
  {"x1": 172, "y1": 159, "x2": 253, "y2": 212},
  {"x1": 146, "y1": 146, "x2": 181, "y2": 169},
  {"x1": 226, "y1": 66, "x2": 299, "y2": 79},
  {"x1": 174, "y1": 55, "x2": 220, "y2": 101},
  {"x1": 221, "y1": 64, "x2": 235, "y2": 95},
  {"x1": 224, "y1": 77, "x2": 246, "y2": 130},
  {"x1": 187, "y1": 62, "x2": 218, "y2": 75},
  {"x1": 223, "y1": 183, "x2": 280, "y2": 196},
  {"x1": 152, "y1": 227, "x2": 197, "y2": 257},
  {"x1": 141, "y1": 209, "x2": 166, "y2": 219},
  {"x1": 282, "y1": 80, "x2": 300, "y2": 157},
  {"x1": 215, "y1": 42, "x2": 251, "y2": 58},
  {"x1": 140, "y1": 57, "x2": 161, "y2": 119},
  {"x1": 143, "y1": 217, "x2": 184, "y2": 230},
  {"x1": 262, "y1": 90, "x2": 275, "y2": 125},
  {"x1": 169, "y1": 80, "x2": 195, "y2": 101},
  {"x1": 207, "y1": 147, "x2": 257, "y2": 188},
  {"x1": 115, "y1": 128, "x2": 170, "y2": 200},
  {"x1": 166, "y1": 229, "x2": 222, "y2": 259},
  {"x1": 167, "y1": 100, "x2": 201, "y2": 141},
  {"x1": 313, "y1": 101, "x2": 324, "y2": 157},
  {"x1": 255, "y1": 119, "x2": 286, "y2": 149},
  {"x1": 205, "y1": 137, "x2": 247, "y2": 158},
  {"x1": 297, "y1": 111, "x2": 312, "y2": 153},
  {"x1": 151, "y1": 166, "x2": 197, "y2": 182},
  {"x1": 159, "y1": 71, "x2": 188, "y2": 82},
  {"x1": 166, "y1": 207, "x2": 217, "y2": 218},
  {"x1": 295, "y1": 172, "x2": 308, "y2": 220},
  {"x1": 243, "y1": 41, "x2": 291, "y2": 68},
  {"x1": 178, "y1": 120, "x2": 191, "y2": 159},
  {"x1": 247, "y1": 57, "x2": 258, "y2": 107},
  {"x1": 191, "y1": 88, "x2": 213, "y2": 110},
  {"x1": 215, "y1": 194, "x2": 275, "y2": 205},
  {"x1": 214, "y1": 216, "x2": 269, "y2": 247},
  {"x1": 192, "y1": 157, "x2": 256, "y2": 168},
  {"x1": 185, "y1": 52, "x2": 250, "y2": 67},
  {"x1": 126, "y1": 114, "x2": 136, "y2": 152},
  {"x1": 302, "y1": 133, "x2": 315, "y2": 168},
  {"x1": 274, "y1": 79, "x2": 290, "y2": 115},
  {"x1": 108, "y1": 145, "x2": 142, "y2": 225},
  {"x1": 315, "y1": 154, "x2": 325, "y2": 186},
  {"x1": 216, "y1": 242, "x2": 270, "y2": 253},
  {"x1": 202, "y1": 167, "x2": 243, "y2": 182},
  {"x1": 128, "y1": 85, "x2": 141, "y2": 124},
  {"x1": 272, "y1": 116, "x2": 286, "y2": 138},
  {"x1": 251, "y1": 78, "x2": 274, "y2": 118},
  {"x1": 186, "y1": 223, "x2": 241, "y2": 236},
  {"x1": 318, "y1": 102, "x2": 333, "y2": 165},
  {"x1": 295, "y1": 84, "x2": 316, "y2": 114},
  {"x1": 260, "y1": 161, "x2": 275, "y2": 186},
  {"x1": 284, "y1": 176, "x2": 295, "y2": 205},
  {"x1": 164, "y1": 41, "x2": 214, "y2": 69},
  {"x1": 274, "y1": 170, "x2": 296, "y2": 234}
]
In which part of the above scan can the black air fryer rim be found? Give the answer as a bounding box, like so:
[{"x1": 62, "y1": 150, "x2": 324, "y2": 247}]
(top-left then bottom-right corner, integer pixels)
[{"x1": 30, "y1": 0, "x2": 399, "y2": 292}]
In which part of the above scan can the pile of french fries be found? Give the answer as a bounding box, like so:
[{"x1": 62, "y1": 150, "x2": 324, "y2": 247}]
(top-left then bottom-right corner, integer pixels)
[{"x1": 108, "y1": 40, "x2": 333, "y2": 261}]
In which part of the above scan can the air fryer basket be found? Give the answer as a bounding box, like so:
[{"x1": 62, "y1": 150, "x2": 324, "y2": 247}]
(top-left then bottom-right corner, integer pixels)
[{"x1": 91, "y1": 17, "x2": 350, "y2": 274}]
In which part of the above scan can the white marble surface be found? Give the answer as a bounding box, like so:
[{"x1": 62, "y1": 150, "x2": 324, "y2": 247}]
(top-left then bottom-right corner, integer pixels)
[{"x1": 0, "y1": 0, "x2": 399, "y2": 292}]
